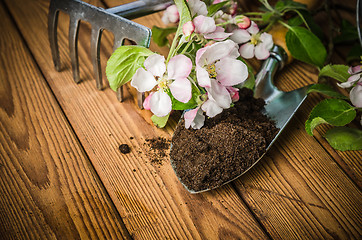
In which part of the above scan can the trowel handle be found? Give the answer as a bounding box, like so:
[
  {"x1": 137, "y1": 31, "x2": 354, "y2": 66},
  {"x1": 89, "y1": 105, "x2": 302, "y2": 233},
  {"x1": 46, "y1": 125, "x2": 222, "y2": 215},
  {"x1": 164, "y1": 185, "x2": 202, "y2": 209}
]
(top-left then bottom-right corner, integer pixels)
[
  {"x1": 254, "y1": 45, "x2": 286, "y2": 101},
  {"x1": 255, "y1": 0, "x2": 320, "y2": 100},
  {"x1": 106, "y1": 0, "x2": 173, "y2": 19}
]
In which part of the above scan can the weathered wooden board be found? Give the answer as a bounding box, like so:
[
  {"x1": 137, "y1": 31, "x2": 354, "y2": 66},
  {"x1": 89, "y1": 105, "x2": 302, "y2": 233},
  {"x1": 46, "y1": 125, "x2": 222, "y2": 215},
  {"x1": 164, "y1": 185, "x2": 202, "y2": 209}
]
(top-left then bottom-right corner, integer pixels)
[
  {"x1": 3, "y1": 0, "x2": 361, "y2": 238},
  {"x1": 0, "y1": 2, "x2": 131, "y2": 239},
  {"x1": 4, "y1": 0, "x2": 269, "y2": 238}
]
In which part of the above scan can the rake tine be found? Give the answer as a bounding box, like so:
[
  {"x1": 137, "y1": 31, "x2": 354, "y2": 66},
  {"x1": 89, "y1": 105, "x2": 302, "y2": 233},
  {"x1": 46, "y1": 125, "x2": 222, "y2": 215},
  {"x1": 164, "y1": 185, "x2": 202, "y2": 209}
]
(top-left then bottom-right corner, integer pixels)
[
  {"x1": 48, "y1": 0, "x2": 165, "y2": 109},
  {"x1": 138, "y1": 92, "x2": 145, "y2": 108},
  {"x1": 48, "y1": 4, "x2": 60, "y2": 71},
  {"x1": 117, "y1": 87, "x2": 124, "y2": 102},
  {"x1": 69, "y1": 17, "x2": 81, "y2": 83},
  {"x1": 91, "y1": 27, "x2": 103, "y2": 90}
]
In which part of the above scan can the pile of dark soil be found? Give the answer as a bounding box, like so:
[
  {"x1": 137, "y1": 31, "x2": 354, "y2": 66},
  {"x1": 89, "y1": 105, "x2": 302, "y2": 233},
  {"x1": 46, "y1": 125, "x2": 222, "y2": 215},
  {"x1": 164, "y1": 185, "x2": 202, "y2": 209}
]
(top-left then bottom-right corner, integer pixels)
[{"x1": 170, "y1": 88, "x2": 278, "y2": 192}]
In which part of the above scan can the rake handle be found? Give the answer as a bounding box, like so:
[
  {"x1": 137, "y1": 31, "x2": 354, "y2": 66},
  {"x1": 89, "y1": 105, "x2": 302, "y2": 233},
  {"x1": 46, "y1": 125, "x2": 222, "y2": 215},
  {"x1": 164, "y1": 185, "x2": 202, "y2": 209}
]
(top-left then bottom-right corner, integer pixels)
[{"x1": 106, "y1": 0, "x2": 173, "y2": 19}]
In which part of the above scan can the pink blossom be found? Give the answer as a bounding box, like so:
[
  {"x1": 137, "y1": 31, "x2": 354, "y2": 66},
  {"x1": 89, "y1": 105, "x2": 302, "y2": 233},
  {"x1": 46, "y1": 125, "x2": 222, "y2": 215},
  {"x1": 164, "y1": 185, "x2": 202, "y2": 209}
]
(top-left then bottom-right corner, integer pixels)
[
  {"x1": 162, "y1": 5, "x2": 179, "y2": 25},
  {"x1": 195, "y1": 40, "x2": 248, "y2": 117},
  {"x1": 230, "y1": 21, "x2": 273, "y2": 60},
  {"x1": 131, "y1": 54, "x2": 193, "y2": 117},
  {"x1": 187, "y1": 15, "x2": 232, "y2": 41},
  {"x1": 339, "y1": 65, "x2": 362, "y2": 108},
  {"x1": 193, "y1": 15, "x2": 216, "y2": 34}
]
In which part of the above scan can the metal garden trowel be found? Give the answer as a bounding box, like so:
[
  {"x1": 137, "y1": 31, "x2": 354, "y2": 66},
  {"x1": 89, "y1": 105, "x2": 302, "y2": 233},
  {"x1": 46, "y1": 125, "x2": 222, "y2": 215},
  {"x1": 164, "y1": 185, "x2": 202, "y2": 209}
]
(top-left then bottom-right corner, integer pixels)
[{"x1": 170, "y1": 45, "x2": 309, "y2": 193}]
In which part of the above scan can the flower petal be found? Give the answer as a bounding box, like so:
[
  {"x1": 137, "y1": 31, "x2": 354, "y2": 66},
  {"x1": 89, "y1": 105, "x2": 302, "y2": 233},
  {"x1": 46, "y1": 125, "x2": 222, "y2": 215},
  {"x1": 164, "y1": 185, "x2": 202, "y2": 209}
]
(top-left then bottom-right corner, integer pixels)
[
  {"x1": 230, "y1": 29, "x2": 251, "y2": 44},
  {"x1": 338, "y1": 74, "x2": 361, "y2": 88},
  {"x1": 201, "y1": 99, "x2": 223, "y2": 117},
  {"x1": 204, "y1": 26, "x2": 233, "y2": 41},
  {"x1": 131, "y1": 68, "x2": 157, "y2": 92},
  {"x1": 169, "y1": 78, "x2": 192, "y2": 103},
  {"x1": 167, "y1": 54, "x2": 192, "y2": 79},
  {"x1": 197, "y1": 40, "x2": 239, "y2": 66},
  {"x1": 191, "y1": 108, "x2": 206, "y2": 129},
  {"x1": 143, "y1": 92, "x2": 154, "y2": 110},
  {"x1": 260, "y1": 32, "x2": 274, "y2": 50},
  {"x1": 184, "y1": 108, "x2": 198, "y2": 129},
  {"x1": 206, "y1": 80, "x2": 232, "y2": 109},
  {"x1": 188, "y1": 0, "x2": 208, "y2": 16},
  {"x1": 254, "y1": 43, "x2": 270, "y2": 60},
  {"x1": 239, "y1": 43, "x2": 255, "y2": 59},
  {"x1": 247, "y1": 21, "x2": 259, "y2": 35},
  {"x1": 348, "y1": 65, "x2": 362, "y2": 74},
  {"x1": 350, "y1": 84, "x2": 362, "y2": 108},
  {"x1": 196, "y1": 65, "x2": 211, "y2": 87},
  {"x1": 150, "y1": 90, "x2": 172, "y2": 117},
  {"x1": 215, "y1": 57, "x2": 248, "y2": 86},
  {"x1": 144, "y1": 54, "x2": 166, "y2": 77},
  {"x1": 193, "y1": 15, "x2": 216, "y2": 34}
]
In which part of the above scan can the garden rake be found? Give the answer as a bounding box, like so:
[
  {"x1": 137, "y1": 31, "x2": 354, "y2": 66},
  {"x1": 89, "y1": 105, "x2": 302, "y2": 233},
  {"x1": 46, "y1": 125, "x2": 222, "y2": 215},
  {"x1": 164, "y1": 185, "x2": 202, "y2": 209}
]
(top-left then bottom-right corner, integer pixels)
[{"x1": 48, "y1": 0, "x2": 172, "y2": 106}]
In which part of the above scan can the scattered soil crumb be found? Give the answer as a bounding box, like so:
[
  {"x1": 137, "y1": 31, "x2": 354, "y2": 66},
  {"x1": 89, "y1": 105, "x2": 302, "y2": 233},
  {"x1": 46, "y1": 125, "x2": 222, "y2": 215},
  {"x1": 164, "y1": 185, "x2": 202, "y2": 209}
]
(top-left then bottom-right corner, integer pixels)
[
  {"x1": 170, "y1": 88, "x2": 278, "y2": 192},
  {"x1": 119, "y1": 144, "x2": 131, "y2": 154},
  {"x1": 144, "y1": 137, "x2": 171, "y2": 165},
  {"x1": 130, "y1": 136, "x2": 134, "y2": 140}
]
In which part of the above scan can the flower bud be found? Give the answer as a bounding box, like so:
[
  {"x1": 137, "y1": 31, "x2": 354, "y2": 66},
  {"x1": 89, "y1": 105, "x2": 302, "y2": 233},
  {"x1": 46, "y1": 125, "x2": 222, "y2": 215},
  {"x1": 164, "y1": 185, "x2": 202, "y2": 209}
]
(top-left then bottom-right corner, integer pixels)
[
  {"x1": 183, "y1": 21, "x2": 195, "y2": 36},
  {"x1": 162, "y1": 5, "x2": 179, "y2": 25},
  {"x1": 226, "y1": 87, "x2": 239, "y2": 102},
  {"x1": 235, "y1": 15, "x2": 251, "y2": 29}
]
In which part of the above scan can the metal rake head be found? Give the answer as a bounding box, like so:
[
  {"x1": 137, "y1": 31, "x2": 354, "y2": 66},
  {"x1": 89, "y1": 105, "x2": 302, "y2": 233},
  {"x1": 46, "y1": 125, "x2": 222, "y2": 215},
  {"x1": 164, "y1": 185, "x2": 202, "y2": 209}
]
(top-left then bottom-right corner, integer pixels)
[{"x1": 48, "y1": 0, "x2": 171, "y2": 106}]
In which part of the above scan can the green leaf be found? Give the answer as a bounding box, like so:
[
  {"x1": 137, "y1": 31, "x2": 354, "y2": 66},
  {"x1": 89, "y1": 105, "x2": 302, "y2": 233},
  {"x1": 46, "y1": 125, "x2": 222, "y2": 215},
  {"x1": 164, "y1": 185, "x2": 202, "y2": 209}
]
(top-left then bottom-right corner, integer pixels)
[
  {"x1": 285, "y1": 26, "x2": 327, "y2": 68},
  {"x1": 288, "y1": 10, "x2": 324, "y2": 40},
  {"x1": 242, "y1": 65, "x2": 256, "y2": 90},
  {"x1": 305, "y1": 99, "x2": 356, "y2": 136},
  {"x1": 262, "y1": 12, "x2": 274, "y2": 22},
  {"x1": 275, "y1": 0, "x2": 307, "y2": 13},
  {"x1": 325, "y1": 127, "x2": 362, "y2": 151},
  {"x1": 106, "y1": 46, "x2": 153, "y2": 91},
  {"x1": 151, "y1": 26, "x2": 177, "y2": 47},
  {"x1": 288, "y1": 16, "x2": 304, "y2": 26},
  {"x1": 151, "y1": 114, "x2": 170, "y2": 128},
  {"x1": 319, "y1": 64, "x2": 350, "y2": 82},
  {"x1": 307, "y1": 84, "x2": 348, "y2": 99},
  {"x1": 207, "y1": 1, "x2": 228, "y2": 17}
]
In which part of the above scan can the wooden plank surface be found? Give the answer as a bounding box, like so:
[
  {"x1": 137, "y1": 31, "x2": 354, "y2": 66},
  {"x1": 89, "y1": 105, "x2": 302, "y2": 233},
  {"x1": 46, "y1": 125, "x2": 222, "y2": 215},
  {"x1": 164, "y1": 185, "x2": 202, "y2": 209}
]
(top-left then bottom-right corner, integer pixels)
[
  {"x1": 2, "y1": 0, "x2": 361, "y2": 239},
  {"x1": 0, "y1": 2, "x2": 131, "y2": 239},
  {"x1": 4, "y1": 0, "x2": 270, "y2": 239}
]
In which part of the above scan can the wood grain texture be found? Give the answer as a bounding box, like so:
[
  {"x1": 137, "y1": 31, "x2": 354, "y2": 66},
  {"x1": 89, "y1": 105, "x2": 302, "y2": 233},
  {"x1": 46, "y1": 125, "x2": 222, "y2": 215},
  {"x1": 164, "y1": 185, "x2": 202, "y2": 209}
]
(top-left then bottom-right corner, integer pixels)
[
  {"x1": 3, "y1": 0, "x2": 362, "y2": 239},
  {"x1": 0, "y1": 2, "x2": 131, "y2": 239},
  {"x1": 234, "y1": 60, "x2": 362, "y2": 239},
  {"x1": 4, "y1": 0, "x2": 269, "y2": 238}
]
